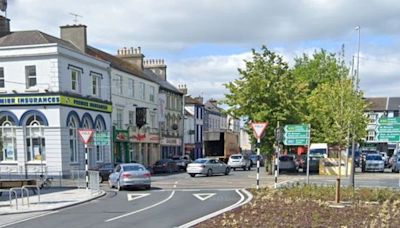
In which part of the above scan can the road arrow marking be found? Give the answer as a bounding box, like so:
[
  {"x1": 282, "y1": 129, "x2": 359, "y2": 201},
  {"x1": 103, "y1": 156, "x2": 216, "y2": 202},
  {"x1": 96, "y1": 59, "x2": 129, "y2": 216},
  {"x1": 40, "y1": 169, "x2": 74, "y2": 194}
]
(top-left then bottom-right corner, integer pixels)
[
  {"x1": 193, "y1": 193, "x2": 216, "y2": 201},
  {"x1": 127, "y1": 193, "x2": 150, "y2": 201}
]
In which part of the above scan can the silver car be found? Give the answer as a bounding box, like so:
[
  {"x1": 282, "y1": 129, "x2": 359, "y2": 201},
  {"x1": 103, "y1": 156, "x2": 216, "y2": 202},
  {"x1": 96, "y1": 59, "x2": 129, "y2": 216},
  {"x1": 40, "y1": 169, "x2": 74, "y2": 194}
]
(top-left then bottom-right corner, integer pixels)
[
  {"x1": 108, "y1": 163, "x2": 151, "y2": 191},
  {"x1": 362, "y1": 154, "x2": 385, "y2": 172},
  {"x1": 228, "y1": 154, "x2": 251, "y2": 171},
  {"x1": 186, "y1": 158, "x2": 230, "y2": 177},
  {"x1": 392, "y1": 156, "x2": 400, "y2": 173}
]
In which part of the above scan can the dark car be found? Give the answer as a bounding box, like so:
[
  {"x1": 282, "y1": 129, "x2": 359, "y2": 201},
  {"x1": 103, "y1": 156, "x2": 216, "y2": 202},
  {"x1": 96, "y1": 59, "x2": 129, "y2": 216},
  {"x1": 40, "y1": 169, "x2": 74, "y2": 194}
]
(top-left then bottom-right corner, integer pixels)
[
  {"x1": 152, "y1": 159, "x2": 179, "y2": 174},
  {"x1": 171, "y1": 155, "x2": 192, "y2": 171},
  {"x1": 303, "y1": 155, "x2": 322, "y2": 173},
  {"x1": 249, "y1": 154, "x2": 265, "y2": 167},
  {"x1": 348, "y1": 150, "x2": 361, "y2": 167},
  {"x1": 91, "y1": 163, "x2": 115, "y2": 182},
  {"x1": 279, "y1": 155, "x2": 299, "y2": 173}
]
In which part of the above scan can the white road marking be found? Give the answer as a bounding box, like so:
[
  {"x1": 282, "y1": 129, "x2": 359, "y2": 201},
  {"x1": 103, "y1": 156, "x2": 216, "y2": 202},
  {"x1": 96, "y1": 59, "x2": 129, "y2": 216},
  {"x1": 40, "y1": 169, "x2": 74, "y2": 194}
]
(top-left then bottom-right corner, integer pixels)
[
  {"x1": 127, "y1": 193, "x2": 150, "y2": 201},
  {"x1": 193, "y1": 193, "x2": 216, "y2": 201},
  {"x1": 0, "y1": 211, "x2": 59, "y2": 228},
  {"x1": 105, "y1": 190, "x2": 175, "y2": 223},
  {"x1": 178, "y1": 189, "x2": 253, "y2": 228}
]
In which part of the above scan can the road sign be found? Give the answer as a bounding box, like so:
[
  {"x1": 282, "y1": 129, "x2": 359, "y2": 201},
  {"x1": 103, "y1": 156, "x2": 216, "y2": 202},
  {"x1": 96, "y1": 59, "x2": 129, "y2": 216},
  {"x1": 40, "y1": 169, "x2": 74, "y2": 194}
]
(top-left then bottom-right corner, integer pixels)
[
  {"x1": 78, "y1": 129, "x2": 95, "y2": 144},
  {"x1": 94, "y1": 132, "x2": 110, "y2": 146},
  {"x1": 283, "y1": 124, "x2": 310, "y2": 146},
  {"x1": 283, "y1": 138, "x2": 310, "y2": 146},
  {"x1": 284, "y1": 124, "x2": 309, "y2": 132},
  {"x1": 251, "y1": 122, "x2": 268, "y2": 139},
  {"x1": 376, "y1": 133, "x2": 400, "y2": 142},
  {"x1": 378, "y1": 117, "x2": 400, "y2": 125},
  {"x1": 376, "y1": 125, "x2": 400, "y2": 133}
]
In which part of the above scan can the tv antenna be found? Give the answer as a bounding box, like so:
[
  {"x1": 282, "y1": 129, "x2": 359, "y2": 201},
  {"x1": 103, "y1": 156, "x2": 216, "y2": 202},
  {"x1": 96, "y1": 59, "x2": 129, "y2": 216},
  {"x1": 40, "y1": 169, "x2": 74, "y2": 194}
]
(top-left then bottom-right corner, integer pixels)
[{"x1": 70, "y1": 12, "x2": 82, "y2": 24}]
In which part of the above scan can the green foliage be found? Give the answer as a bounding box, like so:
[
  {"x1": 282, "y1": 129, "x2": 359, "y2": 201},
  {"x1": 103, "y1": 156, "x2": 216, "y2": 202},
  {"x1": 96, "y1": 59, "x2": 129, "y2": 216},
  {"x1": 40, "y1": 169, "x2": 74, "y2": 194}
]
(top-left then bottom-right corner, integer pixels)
[{"x1": 223, "y1": 46, "x2": 305, "y2": 157}]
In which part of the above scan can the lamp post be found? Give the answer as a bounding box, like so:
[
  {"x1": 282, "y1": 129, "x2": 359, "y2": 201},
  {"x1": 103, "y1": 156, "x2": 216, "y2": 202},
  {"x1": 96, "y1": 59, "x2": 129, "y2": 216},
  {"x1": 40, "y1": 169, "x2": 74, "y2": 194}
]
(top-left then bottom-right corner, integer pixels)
[{"x1": 350, "y1": 26, "x2": 361, "y2": 188}]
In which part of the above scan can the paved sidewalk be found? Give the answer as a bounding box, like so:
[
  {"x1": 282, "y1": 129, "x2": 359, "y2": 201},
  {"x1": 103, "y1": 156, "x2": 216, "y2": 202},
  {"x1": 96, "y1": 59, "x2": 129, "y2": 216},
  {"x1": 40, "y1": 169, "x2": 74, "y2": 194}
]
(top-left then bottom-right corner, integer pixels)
[{"x1": 0, "y1": 188, "x2": 105, "y2": 215}]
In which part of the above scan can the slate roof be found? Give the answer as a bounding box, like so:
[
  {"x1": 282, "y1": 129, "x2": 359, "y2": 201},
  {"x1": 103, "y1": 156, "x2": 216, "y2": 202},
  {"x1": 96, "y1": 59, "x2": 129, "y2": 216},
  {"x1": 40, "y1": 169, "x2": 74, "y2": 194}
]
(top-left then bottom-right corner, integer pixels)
[
  {"x1": 0, "y1": 30, "x2": 80, "y2": 51},
  {"x1": 184, "y1": 95, "x2": 202, "y2": 105},
  {"x1": 387, "y1": 97, "x2": 400, "y2": 111},
  {"x1": 143, "y1": 69, "x2": 182, "y2": 94},
  {"x1": 364, "y1": 97, "x2": 387, "y2": 111}
]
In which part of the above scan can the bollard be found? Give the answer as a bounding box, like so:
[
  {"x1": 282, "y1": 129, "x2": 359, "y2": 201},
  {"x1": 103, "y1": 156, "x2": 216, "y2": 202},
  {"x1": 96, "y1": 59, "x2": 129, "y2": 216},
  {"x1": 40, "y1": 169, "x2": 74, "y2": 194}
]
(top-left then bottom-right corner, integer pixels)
[{"x1": 335, "y1": 177, "x2": 341, "y2": 203}]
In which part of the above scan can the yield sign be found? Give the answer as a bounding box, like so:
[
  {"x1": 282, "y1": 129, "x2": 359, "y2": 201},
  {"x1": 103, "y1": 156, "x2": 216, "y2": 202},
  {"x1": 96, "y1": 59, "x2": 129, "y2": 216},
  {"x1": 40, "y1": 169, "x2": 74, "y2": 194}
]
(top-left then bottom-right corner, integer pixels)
[
  {"x1": 250, "y1": 122, "x2": 268, "y2": 139},
  {"x1": 127, "y1": 193, "x2": 150, "y2": 201},
  {"x1": 193, "y1": 193, "x2": 216, "y2": 201},
  {"x1": 78, "y1": 129, "x2": 95, "y2": 144}
]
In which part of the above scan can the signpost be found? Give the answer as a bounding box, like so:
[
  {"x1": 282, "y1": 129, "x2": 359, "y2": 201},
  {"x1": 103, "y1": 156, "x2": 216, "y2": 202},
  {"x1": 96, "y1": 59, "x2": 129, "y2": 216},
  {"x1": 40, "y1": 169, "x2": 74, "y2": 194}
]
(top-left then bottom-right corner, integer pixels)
[
  {"x1": 78, "y1": 129, "x2": 95, "y2": 190},
  {"x1": 283, "y1": 124, "x2": 311, "y2": 184},
  {"x1": 376, "y1": 117, "x2": 400, "y2": 187},
  {"x1": 250, "y1": 122, "x2": 268, "y2": 190},
  {"x1": 94, "y1": 132, "x2": 110, "y2": 146}
]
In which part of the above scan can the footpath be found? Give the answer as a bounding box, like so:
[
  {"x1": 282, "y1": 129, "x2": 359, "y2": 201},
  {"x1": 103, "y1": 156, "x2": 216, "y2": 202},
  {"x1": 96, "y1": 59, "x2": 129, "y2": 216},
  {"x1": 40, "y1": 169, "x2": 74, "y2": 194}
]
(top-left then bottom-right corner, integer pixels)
[{"x1": 0, "y1": 188, "x2": 105, "y2": 215}]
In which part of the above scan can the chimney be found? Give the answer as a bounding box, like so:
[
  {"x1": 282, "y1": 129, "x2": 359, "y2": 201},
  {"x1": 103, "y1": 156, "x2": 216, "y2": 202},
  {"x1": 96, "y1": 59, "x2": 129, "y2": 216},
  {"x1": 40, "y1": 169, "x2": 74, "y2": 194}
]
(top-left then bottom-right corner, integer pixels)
[
  {"x1": 0, "y1": 16, "x2": 10, "y2": 37},
  {"x1": 209, "y1": 98, "x2": 218, "y2": 106},
  {"x1": 178, "y1": 84, "x2": 188, "y2": 95},
  {"x1": 117, "y1": 47, "x2": 145, "y2": 71},
  {"x1": 60, "y1": 24, "x2": 87, "y2": 52},
  {"x1": 144, "y1": 59, "x2": 167, "y2": 81},
  {"x1": 195, "y1": 96, "x2": 204, "y2": 104}
]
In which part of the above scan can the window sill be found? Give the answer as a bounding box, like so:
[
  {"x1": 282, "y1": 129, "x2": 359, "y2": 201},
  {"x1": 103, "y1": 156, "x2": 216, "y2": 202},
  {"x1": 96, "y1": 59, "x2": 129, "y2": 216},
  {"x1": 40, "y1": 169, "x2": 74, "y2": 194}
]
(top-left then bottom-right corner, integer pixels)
[
  {"x1": 27, "y1": 161, "x2": 47, "y2": 164},
  {"x1": 0, "y1": 161, "x2": 18, "y2": 164},
  {"x1": 25, "y1": 88, "x2": 39, "y2": 92},
  {"x1": 70, "y1": 162, "x2": 80, "y2": 165}
]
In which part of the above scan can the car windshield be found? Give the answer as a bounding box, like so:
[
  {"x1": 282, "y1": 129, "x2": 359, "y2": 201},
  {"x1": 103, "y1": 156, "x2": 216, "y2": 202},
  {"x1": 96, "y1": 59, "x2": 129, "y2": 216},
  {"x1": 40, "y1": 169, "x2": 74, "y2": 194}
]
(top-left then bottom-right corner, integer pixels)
[
  {"x1": 193, "y1": 159, "x2": 208, "y2": 164},
  {"x1": 310, "y1": 149, "x2": 326, "y2": 155},
  {"x1": 123, "y1": 165, "x2": 145, "y2": 171},
  {"x1": 367, "y1": 155, "x2": 382, "y2": 161},
  {"x1": 231, "y1": 156, "x2": 242, "y2": 159}
]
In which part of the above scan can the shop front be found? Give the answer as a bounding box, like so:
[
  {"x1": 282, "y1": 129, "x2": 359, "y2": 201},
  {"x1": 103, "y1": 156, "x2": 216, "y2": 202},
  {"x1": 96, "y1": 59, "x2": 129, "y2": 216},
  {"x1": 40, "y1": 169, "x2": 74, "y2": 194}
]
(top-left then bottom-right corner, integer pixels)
[
  {"x1": 161, "y1": 137, "x2": 182, "y2": 159},
  {"x1": 113, "y1": 129, "x2": 129, "y2": 163},
  {"x1": 129, "y1": 128, "x2": 160, "y2": 167}
]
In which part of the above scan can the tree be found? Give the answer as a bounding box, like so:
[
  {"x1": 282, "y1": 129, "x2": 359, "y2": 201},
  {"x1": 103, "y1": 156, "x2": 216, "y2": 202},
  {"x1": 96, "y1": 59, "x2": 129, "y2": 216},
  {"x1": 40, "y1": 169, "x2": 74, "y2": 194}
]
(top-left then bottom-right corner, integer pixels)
[{"x1": 223, "y1": 46, "x2": 305, "y2": 168}]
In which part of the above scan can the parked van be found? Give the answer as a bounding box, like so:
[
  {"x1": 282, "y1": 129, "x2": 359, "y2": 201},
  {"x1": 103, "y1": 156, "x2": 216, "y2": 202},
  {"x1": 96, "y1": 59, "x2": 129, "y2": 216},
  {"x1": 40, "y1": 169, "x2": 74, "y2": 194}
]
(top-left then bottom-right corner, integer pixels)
[{"x1": 309, "y1": 143, "x2": 328, "y2": 158}]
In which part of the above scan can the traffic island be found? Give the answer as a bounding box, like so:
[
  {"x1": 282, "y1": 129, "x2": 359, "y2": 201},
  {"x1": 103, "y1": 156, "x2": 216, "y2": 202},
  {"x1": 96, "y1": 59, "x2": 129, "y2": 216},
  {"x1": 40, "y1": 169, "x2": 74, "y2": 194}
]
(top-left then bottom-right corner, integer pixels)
[{"x1": 195, "y1": 184, "x2": 400, "y2": 227}]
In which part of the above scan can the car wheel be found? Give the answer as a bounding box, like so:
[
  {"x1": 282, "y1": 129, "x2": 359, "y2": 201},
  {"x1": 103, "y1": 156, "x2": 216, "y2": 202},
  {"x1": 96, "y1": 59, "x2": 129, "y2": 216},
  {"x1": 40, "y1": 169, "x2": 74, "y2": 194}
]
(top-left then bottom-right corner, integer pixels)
[
  {"x1": 243, "y1": 166, "x2": 246, "y2": 171},
  {"x1": 247, "y1": 165, "x2": 251, "y2": 171},
  {"x1": 145, "y1": 185, "x2": 151, "y2": 190},
  {"x1": 117, "y1": 181, "x2": 122, "y2": 191},
  {"x1": 207, "y1": 169, "x2": 212, "y2": 177},
  {"x1": 189, "y1": 174, "x2": 196, "y2": 177},
  {"x1": 233, "y1": 168, "x2": 236, "y2": 171},
  {"x1": 225, "y1": 167, "x2": 230, "y2": 175}
]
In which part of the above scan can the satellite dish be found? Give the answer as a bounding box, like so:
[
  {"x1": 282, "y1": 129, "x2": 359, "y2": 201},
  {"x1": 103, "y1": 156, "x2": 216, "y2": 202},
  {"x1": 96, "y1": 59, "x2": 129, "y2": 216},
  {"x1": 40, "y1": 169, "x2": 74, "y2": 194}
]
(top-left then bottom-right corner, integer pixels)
[{"x1": 0, "y1": 0, "x2": 7, "y2": 12}]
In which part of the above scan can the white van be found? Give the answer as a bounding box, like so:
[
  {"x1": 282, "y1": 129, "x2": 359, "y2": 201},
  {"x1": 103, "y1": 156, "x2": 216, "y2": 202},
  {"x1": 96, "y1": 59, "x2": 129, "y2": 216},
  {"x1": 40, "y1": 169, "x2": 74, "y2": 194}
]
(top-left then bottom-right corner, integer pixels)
[{"x1": 309, "y1": 143, "x2": 328, "y2": 158}]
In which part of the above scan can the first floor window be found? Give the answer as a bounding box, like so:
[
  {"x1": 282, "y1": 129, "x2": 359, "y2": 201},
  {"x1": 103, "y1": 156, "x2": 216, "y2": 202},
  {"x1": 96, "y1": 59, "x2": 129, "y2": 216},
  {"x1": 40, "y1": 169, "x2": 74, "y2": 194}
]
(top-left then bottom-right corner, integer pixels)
[
  {"x1": 71, "y1": 69, "x2": 81, "y2": 92},
  {"x1": 26, "y1": 115, "x2": 46, "y2": 161},
  {"x1": 0, "y1": 116, "x2": 17, "y2": 161},
  {"x1": 92, "y1": 75, "x2": 101, "y2": 96},
  {"x1": 95, "y1": 120, "x2": 105, "y2": 162},
  {"x1": 69, "y1": 117, "x2": 79, "y2": 163},
  {"x1": 25, "y1": 65, "x2": 37, "y2": 88}
]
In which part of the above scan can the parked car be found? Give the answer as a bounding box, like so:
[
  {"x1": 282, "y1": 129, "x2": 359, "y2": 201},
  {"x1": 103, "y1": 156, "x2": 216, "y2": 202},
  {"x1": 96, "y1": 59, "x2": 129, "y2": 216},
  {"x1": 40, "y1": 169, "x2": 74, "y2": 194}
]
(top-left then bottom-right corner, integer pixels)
[
  {"x1": 303, "y1": 155, "x2": 323, "y2": 173},
  {"x1": 389, "y1": 154, "x2": 398, "y2": 168},
  {"x1": 279, "y1": 155, "x2": 299, "y2": 173},
  {"x1": 348, "y1": 150, "x2": 361, "y2": 167},
  {"x1": 108, "y1": 163, "x2": 151, "y2": 191},
  {"x1": 249, "y1": 154, "x2": 265, "y2": 167},
  {"x1": 362, "y1": 154, "x2": 385, "y2": 172},
  {"x1": 228, "y1": 154, "x2": 251, "y2": 171},
  {"x1": 152, "y1": 159, "x2": 179, "y2": 174},
  {"x1": 392, "y1": 155, "x2": 400, "y2": 173},
  {"x1": 186, "y1": 158, "x2": 230, "y2": 177},
  {"x1": 91, "y1": 162, "x2": 115, "y2": 182},
  {"x1": 172, "y1": 155, "x2": 192, "y2": 171}
]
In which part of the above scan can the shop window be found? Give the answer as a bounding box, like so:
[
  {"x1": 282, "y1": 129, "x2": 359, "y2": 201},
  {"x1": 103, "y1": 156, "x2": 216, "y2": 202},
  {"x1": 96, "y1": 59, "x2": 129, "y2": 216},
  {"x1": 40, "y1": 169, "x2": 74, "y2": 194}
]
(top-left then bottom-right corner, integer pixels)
[
  {"x1": 0, "y1": 115, "x2": 17, "y2": 161},
  {"x1": 95, "y1": 120, "x2": 105, "y2": 162},
  {"x1": 26, "y1": 114, "x2": 45, "y2": 161},
  {"x1": 68, "y1": 116, "x2": 79, "y2": 163}
]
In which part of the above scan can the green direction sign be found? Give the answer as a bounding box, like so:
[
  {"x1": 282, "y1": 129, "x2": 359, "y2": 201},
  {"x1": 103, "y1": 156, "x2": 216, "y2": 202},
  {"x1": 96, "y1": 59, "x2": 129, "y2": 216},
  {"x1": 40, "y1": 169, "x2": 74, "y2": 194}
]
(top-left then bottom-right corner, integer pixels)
[
  {"x1": 378, "y1": 117, "x2": 400, "y2": 125},
  {"x1": 376, "y1": 133, "x2": 400, "y2": 142},
  {"x1": 94, "y1": 132, "x2": 110, "y2": 146},
  {"x1": 284, "y1": 124, "x2": 309, "y2": 132},
  {"x1": 376, "y1": 125, "x2": 400, "y2": 133},
  {"x1": 283, "y1": 138, "x2": 310, "y2": 146},
  {"x1": 284, "y1": 131, "x2": 310, "y2": 138}
]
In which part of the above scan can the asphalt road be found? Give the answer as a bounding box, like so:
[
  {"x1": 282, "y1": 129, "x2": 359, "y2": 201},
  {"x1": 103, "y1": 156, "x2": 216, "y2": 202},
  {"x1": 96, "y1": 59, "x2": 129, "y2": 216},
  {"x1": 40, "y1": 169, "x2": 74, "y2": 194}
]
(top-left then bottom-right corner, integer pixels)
[{"x1": 3, "y1": 167, "x2": 400, "y2": 228}]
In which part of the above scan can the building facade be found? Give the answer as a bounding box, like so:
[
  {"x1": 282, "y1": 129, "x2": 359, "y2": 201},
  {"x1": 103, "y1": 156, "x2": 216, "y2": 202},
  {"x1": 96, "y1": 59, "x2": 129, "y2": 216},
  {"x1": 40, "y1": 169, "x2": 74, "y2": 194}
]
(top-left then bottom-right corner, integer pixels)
[
  {"x1": 0, "y1": 18, "x2": 112, "y2": 176},
  {"x1": 182, "y1": 92, "x2": 204, "y2": 159}
]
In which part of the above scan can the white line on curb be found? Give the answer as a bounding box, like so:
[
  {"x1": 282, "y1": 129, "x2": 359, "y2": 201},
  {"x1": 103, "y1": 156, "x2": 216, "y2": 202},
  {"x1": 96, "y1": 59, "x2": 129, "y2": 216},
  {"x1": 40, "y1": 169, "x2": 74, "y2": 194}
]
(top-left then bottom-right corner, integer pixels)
[
  {"x1": 177, "y1": 188, "x2": 253, "y2": 228},
  {"x1": 105, "y1": 190, "x2": 176, "y2": 223}
]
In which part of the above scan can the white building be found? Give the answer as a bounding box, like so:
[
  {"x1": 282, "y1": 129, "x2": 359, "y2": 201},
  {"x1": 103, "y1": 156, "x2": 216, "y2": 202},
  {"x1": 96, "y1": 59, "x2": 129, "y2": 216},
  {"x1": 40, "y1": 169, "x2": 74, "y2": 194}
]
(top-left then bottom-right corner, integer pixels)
[{"x1": 0, "y1": 18, "x2": 112, "y2": 175}]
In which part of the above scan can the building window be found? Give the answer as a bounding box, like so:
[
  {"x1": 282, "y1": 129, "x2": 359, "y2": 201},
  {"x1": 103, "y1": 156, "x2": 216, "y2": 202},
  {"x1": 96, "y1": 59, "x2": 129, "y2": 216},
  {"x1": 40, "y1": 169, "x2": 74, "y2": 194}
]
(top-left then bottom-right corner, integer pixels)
[
  {"x1": 150, "y1": 113, "x2": 156, "y2": 129},
  {"x1": 68, "y1": 116, "x2": 79, "y2": 163},
  {"x1": 129, "y1": 110, "x2": 135, "y2": 126},
  {"x1": 128, "y1": 79, "x2": 135, "y2": 98},
  {"x1": 92, "y1": 75, "x2": 101, "y2": 97},
  {"x1": 149, "y1": 86, "x2": 155, "y2": 102},
  {"x1": 116, "y1": 109, "x2": 123, "y2": 129},
  {"x1": 0, "y1": 115, "x2": 17, "y2": 161},
  {"x1": 25, "y1": 65, "x2": 37, "y2": 88},
  {"x1": 114, "y1": 75, "x2": 123, "y2": 94},
  {"x1": 26, "y1": 115, "x2": 45, "y2": 161},
  {"x1": 71, "y1": 69, "x2": 81, "y2": 92},
  {"x1": 95, "y1": 120, "x2": 105, "y2": 162},
  {"x1": 139, "y1": 82, "x2": 145, "y2": 100},
  {"x1": 0, "y1": 67, "x2": 4, "y2": 88}
]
